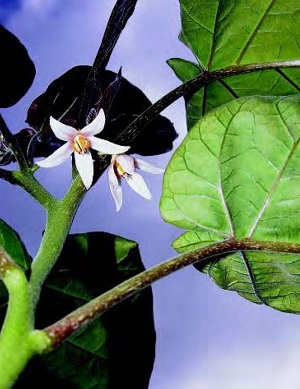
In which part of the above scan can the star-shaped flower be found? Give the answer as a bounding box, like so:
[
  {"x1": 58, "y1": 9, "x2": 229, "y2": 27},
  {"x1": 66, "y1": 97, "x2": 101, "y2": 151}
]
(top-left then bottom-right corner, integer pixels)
[
  {"x1": 36, "y1": 109, "x2": 130, "y2": 189},
  {"x1": 108, "y1": 154, "x2": 164, "y2": 211}
]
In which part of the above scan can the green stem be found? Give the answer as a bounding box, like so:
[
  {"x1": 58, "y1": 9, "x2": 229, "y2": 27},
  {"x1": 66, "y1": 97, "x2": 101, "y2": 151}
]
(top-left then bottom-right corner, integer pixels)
[
  {"x1": 44, "y1": 237, "x2": 300, "y2": 348},
  {"x1": 12, "y1": 170, "x2": 55, "y2": 210},
  {"x1": 29, "y1": 176, "x2": 86, "y2": 315},
  {"x1": 0, "y1": 251, "x2": 50, "y2": 388}
]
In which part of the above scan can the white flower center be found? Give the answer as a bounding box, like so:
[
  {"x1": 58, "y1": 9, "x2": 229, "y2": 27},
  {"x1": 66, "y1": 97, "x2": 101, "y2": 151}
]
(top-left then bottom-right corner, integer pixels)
[{"x1": 72, "y1": 134, "x2": 91, "y2": 154}]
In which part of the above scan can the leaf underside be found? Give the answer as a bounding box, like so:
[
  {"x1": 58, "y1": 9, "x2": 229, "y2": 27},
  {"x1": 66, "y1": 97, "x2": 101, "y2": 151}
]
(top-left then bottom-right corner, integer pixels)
[{"x1": 161, "y1": 95, "x2": 300, "y2": 314}]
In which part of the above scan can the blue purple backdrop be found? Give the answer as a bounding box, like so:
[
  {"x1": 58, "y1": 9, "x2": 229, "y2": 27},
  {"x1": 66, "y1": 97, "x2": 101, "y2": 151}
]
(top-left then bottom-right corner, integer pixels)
[{"x1": 1, "y1": 1, "x2": 300, "y2": 388}]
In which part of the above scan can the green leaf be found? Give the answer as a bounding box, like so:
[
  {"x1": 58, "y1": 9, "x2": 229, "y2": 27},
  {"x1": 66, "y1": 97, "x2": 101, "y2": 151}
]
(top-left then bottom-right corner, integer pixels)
[
  {"x1": 0, "y1": 219, "x2": 30, "y2": 270},
  {"x1": 16, "y1": 232, "x2": 155, "y2": 388},
  {"x1": 0, "y1": 219, "x2": 30, "y2": 328},
  {"x1": 161, "y1": 94, "x2": 300, "y2": 313},
  {"x1": 170, "y1": 0, "x2": 300, "y2": 125}
]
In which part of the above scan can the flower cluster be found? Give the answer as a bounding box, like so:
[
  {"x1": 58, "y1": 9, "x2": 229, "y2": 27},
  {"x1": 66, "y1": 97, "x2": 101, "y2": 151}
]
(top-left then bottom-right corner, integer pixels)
[{"x1": 37, "y1": 109, "x2": 163, "y2": 210}]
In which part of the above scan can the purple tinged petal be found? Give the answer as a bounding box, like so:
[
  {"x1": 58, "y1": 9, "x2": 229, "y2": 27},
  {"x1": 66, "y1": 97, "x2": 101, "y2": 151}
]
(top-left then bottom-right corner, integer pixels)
[
  {"x1": 36, "y1": 143, "x2": 73, "y2": 168},
  {"x1": 116, "y1": 154, "x2": 135, "y2": 174},
  {"x1": 74, "y1": 151, "x2": 94, "y2": 189},
  {"x1": 50, "y1": 116, "x2": 77, "y2": 141},
  {"x1": 108, "y1": 163, "x2": 122, "y2": 211},
  {"x1": 80, "y1": 109, "x2": 106, "y2": 136},
  {"x1": 89, "y1": 137, "x2": 130, "y2": 154},
  {"x1": 134, "y1": 158, "x2": 164, "y2": 174},
  {"x1": 125, "y1": 172, "x2": 152, "y2": 200}
]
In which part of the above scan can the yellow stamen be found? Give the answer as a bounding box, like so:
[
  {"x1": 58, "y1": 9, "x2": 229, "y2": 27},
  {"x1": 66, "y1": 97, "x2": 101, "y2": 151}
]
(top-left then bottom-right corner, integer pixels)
[
  {"x1": 72, "y1": 134, "x2": 90, "y2": 154},
  {"x1": 115, "y1": 161, "x2": 127, "y2": 177}
]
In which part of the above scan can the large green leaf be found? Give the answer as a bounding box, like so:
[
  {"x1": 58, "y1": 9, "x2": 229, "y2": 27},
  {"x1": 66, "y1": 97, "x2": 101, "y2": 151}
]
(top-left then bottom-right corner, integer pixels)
[
  {"x1": 161, "y1": 94, "x2": 300, "y2": 313},
  {"x1": 169, "y1": 0, "x2": 300, "y2": 126},
  {"x1": 16, "y1": 232, "x2": 155, "y2": 388}
]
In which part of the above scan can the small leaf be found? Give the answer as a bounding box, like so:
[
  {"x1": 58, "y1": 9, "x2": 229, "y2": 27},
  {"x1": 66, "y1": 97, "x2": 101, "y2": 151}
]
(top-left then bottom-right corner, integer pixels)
[
  {"x1": 26, "y1": 66, "x2": 177, "y2": 158},
  {"x1": 170, "y1": 0, "x2": 300, "y2": 126},
  {"x1": 0, "y1": 25, "x2": 35, "y2": 108},
  {"x1": 16, "y1": 232, "x2": 155, "y2": 388},
  {"x1": 0, "y1": 219, "x2": 30, "y2": 270},
  {"x1": 161, "y1": 95, "x2": 300, "y2": 313},
  {"x1": 0, "y1": 219, "x2": 30, "y2": 325}
]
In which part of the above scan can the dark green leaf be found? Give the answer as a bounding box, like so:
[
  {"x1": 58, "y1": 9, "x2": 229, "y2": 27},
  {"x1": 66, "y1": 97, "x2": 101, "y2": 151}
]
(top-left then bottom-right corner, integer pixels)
[
  {"x1": 0, "y1": 25, "x2": 35, "y2": 108},
  {"x1": 161, "y1": 95, "x2": 300, "y2": 313},
  {"x1": 16, "y1": 232, "x2": 155, "y2": 388},
  {"x1": 170, "y1": 0, "x2": 300, "y2": 126},
  {"x1": 26, "y1": 66, "x2": 177, "y2": 158}
]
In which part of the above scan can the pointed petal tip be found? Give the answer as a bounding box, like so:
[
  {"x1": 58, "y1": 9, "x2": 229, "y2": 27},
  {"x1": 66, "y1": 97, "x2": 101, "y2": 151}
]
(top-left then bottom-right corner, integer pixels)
[
  {"x1": 81, "y1": 108, "x2": 106, "y2": 136},
  {"x1": 74, "y1": 152, "x2": 94, "y2": 190},
  {"x1": 49, "y1": 116, "x2": 77, "y2": 141},
  {"x1": 134, "y1": 158, "x2": 164, "y2": 174},
  {"x1": 125, "y1": 173, "x2": 152, "y2": 200},
  {"x1": 108, "y1": 164, "x2": 123, "y2": 211},
  {"x1": 90, "y1": 138, "x2": 130, "y2": 155},
  {"x1": 35, "y1": 143, "x2": 73, "y2": 168}
]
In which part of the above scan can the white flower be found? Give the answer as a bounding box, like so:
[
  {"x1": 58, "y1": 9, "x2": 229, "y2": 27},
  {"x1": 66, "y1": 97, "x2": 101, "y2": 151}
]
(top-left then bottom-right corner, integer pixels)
[
  {"x1": 108, "y1": 154, "x2": 164, "y2": 211},
  {"x1": 36, "y1": 109, "x2": 130, "y2": 189}
]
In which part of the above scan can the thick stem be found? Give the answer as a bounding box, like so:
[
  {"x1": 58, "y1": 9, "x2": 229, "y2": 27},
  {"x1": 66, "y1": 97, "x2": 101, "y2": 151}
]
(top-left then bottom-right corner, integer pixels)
[
  {"x1": 44, "y1": 238, "x2": 300, "y2": 348},
  {"x1": 0, "y1": 250, "x2": 50, "y2": 388},
  {"x1": 29, "y1": 176, "x2": 86, "y2": 315}
]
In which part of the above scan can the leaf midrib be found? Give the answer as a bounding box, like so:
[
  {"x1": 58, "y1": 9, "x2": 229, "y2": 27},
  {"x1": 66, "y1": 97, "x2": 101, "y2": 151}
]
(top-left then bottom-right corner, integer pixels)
[{"x1": 235, "y1": 0, "x2": 276, "y2": 64}]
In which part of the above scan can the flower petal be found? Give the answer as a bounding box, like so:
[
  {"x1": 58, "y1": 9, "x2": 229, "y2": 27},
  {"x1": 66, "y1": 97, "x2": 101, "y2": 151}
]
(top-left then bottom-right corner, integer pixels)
[
  {"x1": 125, "y1": 172, "x2": 152, "y2": 200},
  {"x1": 80, "y1": 109, "x2": 106, "y2": 136},
  {"x1": 116, "y1": 154, "x2": 135, "y2": 175},
  {"x1": 36, "y1": 142, "x2": 73, "y2": 167},
  {"x1": 108, "y1": 164, "x2": 122, "y2": 211},
  {"x1": 134, "y1": 158, "x2": 164, "y2": 174},
  {"x1": 50, "y1": 116, "x2": 77, "y2": 141},
  {"x1": 89, "y1": 137, "x2": 130, "y2": 155},
  {"x1": 74, "y1": 151, "x2": 94, "y2": 189}
]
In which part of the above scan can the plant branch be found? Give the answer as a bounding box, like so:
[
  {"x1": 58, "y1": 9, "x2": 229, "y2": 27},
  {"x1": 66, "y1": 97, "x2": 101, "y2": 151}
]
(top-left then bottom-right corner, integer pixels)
[
  {"x1": 79, "y1": 0, "x2": 139, "y2": 122},
  {"x1": 116, "y1": 59, "x2": 300, "y2": 144},
  {"x1": 29, "y1": 175, "x2": 86, "y2": 316},
  {"x1": 0, "y1": 249, "x2": 51, "y2": 388},
  {"x1": 11, "y1": 170, "x2": 55, "y2": 210},
  {"x1": 43, "y1": 237, "x2": 300, "y2": 348},
  {"x1": 0, "y1": 168, "x2": 14, "y2": 183},
  {"x1": 0, "y1": 249, "x2": 33, "y2": 389}
]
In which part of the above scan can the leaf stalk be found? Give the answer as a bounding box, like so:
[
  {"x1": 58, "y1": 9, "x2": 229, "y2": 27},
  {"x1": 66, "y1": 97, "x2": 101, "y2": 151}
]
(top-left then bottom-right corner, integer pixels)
[{"x1": 43, "y1": 237, "x2": 300, "y2": 348}]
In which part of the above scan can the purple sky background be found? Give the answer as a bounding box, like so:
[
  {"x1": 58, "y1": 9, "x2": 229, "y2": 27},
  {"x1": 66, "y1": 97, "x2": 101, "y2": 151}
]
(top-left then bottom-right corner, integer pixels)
[{"x1": 2, "y1": 1, "x2": 300, "y2": 388}]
